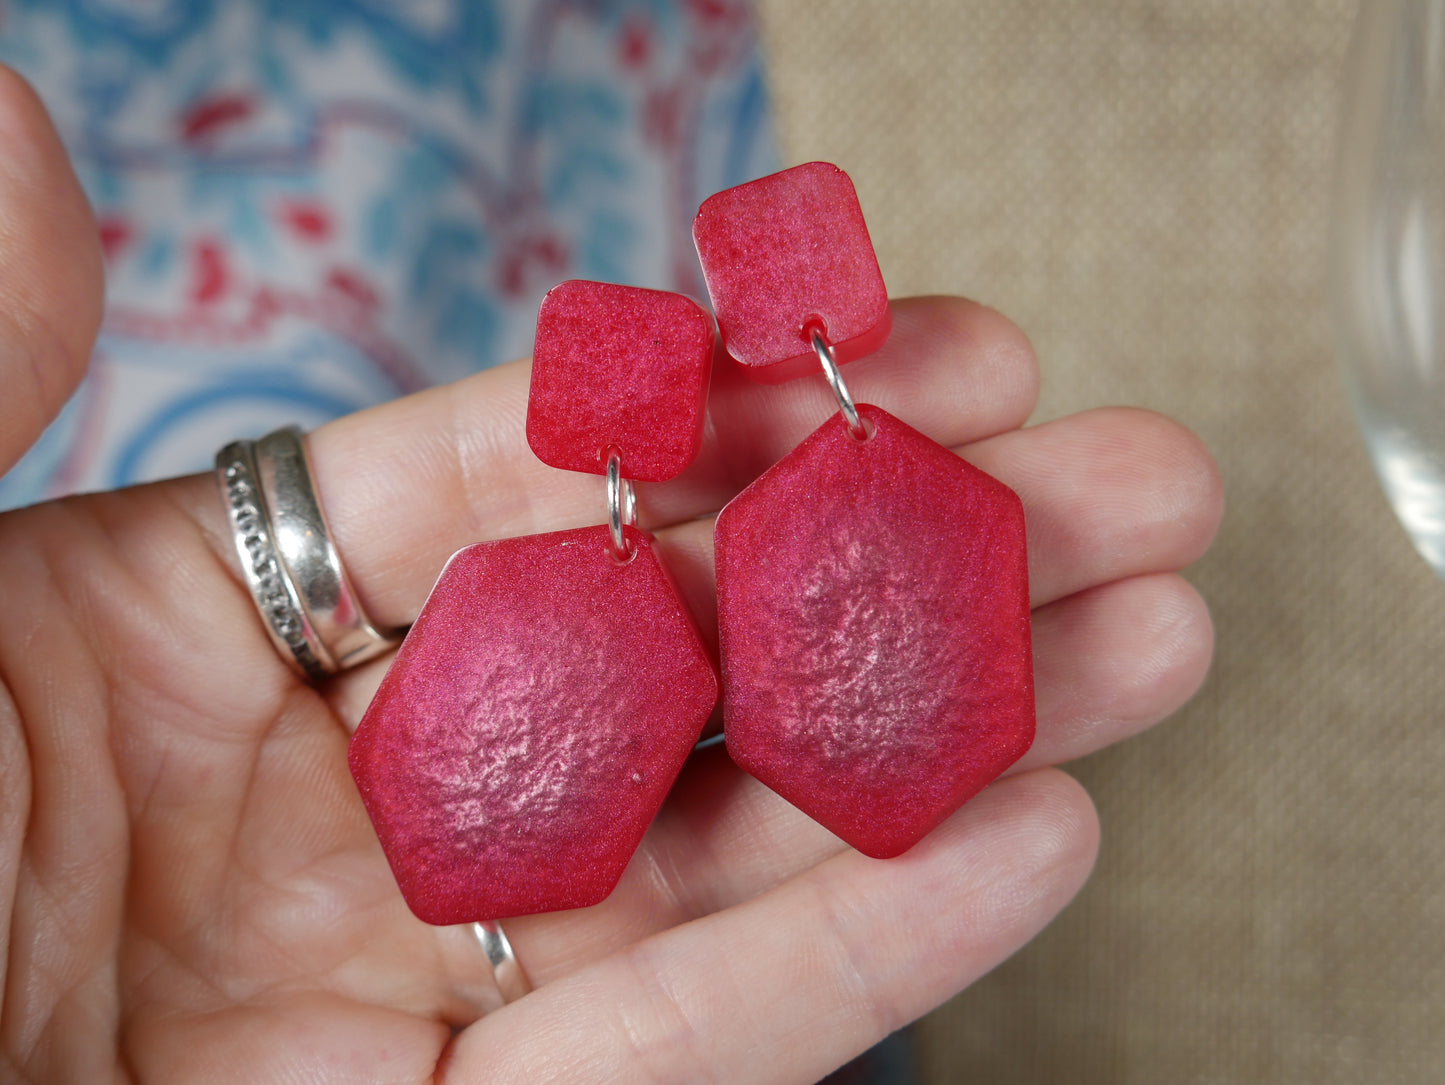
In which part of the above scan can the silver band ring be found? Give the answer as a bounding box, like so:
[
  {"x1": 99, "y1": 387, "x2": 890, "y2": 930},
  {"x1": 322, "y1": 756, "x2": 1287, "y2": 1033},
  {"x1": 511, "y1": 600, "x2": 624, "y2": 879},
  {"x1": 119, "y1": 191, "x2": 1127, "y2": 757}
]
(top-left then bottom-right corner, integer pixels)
[
  {"x1": 810, "y1": 328, "x2": 870, "y2": 441},
  {"x1": 471, "y1": 920, "x2": 532, "y2": 1004},
  {"x1": 217, "y1": 426, "x2": 398, "y2": 681}
]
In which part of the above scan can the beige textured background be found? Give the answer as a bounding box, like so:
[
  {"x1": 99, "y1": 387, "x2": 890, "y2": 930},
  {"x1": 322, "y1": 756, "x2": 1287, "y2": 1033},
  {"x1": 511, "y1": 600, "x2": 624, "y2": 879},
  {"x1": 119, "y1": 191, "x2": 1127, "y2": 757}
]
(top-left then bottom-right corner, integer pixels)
[{"x1": 755, "y1": 2, "x2": 1445, "y2": 1082}]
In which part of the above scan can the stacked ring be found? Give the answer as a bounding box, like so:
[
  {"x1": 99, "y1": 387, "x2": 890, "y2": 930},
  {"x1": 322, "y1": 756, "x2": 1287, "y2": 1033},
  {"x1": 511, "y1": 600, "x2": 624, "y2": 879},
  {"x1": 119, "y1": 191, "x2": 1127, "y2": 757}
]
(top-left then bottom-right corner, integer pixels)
[{"x1": 216, "y1": 426, "x2": 399, "y2": 681}]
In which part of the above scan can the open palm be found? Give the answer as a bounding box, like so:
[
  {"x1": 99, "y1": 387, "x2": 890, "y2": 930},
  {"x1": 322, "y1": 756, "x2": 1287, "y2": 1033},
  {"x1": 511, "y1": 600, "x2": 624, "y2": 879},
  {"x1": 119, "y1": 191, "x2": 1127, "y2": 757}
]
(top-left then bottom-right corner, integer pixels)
[{"x1": 0, "y1": 69, "x2": 1221, "y2": 1084}]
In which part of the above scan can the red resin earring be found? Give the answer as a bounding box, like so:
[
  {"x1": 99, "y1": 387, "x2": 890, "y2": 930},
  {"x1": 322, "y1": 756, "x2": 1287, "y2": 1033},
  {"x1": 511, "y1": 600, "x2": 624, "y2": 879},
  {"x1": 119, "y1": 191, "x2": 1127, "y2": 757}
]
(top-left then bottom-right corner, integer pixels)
[
  {"x1": 349, "y1": 280, "x2": 719, "y2": 923},
  {"x1": 694, "y1": 162, "x2": 1035, "y2": 860}
]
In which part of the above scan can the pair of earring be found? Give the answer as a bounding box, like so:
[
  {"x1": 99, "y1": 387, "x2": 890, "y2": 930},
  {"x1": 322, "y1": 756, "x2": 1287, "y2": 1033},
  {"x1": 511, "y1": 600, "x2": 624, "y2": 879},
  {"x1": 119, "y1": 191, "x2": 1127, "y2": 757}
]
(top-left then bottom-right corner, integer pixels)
[{"x1": 349, "y1": 163, "x2": 1035, "y2": 925}]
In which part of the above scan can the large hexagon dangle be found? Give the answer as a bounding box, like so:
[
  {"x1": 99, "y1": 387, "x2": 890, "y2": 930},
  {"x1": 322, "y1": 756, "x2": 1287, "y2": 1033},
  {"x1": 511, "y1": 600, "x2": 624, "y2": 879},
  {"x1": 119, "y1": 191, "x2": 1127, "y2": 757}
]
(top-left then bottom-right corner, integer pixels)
[
  {"x1": 715, "y1": 405, "x2": 1034, "y2": 859},
  {"x1": 349, "y1": 525, "x2": 717, "y2": 924}
]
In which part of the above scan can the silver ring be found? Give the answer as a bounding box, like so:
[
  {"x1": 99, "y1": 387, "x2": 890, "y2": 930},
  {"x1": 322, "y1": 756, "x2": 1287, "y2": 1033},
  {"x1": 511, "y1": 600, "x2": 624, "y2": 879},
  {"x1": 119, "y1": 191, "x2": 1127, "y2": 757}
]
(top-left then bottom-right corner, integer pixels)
[
  {"x1": 605, "y1": 446, "x2": 637, "y2": 562},
  {"x1": 471, "y1": 920, "x2": 532, "y2": 1004},
  {"x1": 810, "y1": 328, "x2": 870, "y2": 441},
  {"x1": 216, "y1": 426, "x2": 398, "y2": 681}
]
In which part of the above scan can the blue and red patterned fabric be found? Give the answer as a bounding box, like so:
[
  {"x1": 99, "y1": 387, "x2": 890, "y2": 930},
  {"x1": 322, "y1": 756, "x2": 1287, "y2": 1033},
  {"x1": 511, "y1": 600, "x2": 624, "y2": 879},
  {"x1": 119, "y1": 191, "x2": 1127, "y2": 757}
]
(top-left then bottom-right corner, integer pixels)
[{"x1": 0, "y1": 0, "x2": 775, "y2": 507}]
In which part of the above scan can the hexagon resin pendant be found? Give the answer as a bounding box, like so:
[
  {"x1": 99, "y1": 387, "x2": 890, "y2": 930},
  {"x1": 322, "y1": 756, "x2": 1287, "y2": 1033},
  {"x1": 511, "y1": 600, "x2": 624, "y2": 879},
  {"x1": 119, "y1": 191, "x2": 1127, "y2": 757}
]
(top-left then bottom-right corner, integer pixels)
[
  {"x1": 349, "y1": 525, "x2": 717, "y2": 923},
  {"x1": 715, "y1": 405, "x2": 1034, "y2": 859}
]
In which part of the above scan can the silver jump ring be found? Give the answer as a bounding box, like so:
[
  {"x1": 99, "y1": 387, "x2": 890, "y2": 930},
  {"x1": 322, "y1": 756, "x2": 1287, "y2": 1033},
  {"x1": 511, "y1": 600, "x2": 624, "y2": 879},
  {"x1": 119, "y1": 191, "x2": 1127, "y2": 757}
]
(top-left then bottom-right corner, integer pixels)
[
  {"x1": 471, "y1": 920, "x2": 532, "y2": 1004},
  {"x1": 216, "y1": 426, "x2": 399, "y2": 681},
  {"x1": 605, "y1": 446, "x2": 637, "y2": 561},
  {"x1": 810, "y1": 328, "x2": 869, "y2": 441}
]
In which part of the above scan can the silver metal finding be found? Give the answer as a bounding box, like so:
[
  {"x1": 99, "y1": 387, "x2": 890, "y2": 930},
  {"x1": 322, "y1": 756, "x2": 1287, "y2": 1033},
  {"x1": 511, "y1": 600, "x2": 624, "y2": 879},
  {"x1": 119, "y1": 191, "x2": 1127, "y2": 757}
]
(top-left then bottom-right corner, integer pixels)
[
  {"x1": 810, "y1": 327, "x2": 870, "y2": 441},
  {"x1": 216, "y1": 426, "x2": 399, "y2": 681},
  {"x1": 605, "y1": 446, "x2": 637, "y2": 561},
  {"x1": 471, "y1": 920, "x2": 532, "y2": 1004}
]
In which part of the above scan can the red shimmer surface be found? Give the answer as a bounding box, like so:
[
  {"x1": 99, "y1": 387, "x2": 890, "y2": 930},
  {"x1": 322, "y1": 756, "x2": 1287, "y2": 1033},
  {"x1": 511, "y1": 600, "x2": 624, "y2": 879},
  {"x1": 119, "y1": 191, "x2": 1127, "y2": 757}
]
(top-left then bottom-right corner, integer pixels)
[
  {"x1": 528, "y1": 280, "x2": 715, "y2": 481},
  {"x1": 692, "y1": 162, "x2": 891, "y2": 383},
  {"x1": 715, "y1": 405, "x2": 1034, "y2": 859},
  {"x1": 349, "y1": 526, "x2": 718, "y2": 923}
]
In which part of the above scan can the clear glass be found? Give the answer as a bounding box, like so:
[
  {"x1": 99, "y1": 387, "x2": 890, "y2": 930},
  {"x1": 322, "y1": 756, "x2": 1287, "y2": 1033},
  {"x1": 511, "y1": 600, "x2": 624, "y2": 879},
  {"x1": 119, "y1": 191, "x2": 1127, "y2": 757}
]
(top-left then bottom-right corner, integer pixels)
[{"x1": 1335, "y1": 0, "x2": 1445, "y2": 583}]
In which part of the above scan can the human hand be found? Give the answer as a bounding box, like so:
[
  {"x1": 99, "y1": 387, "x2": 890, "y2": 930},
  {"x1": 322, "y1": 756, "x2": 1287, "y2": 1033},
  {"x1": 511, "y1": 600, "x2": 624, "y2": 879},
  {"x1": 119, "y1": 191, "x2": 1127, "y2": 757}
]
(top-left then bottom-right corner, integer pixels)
[{"x1": 0, "y1": 70, "x2": 1222, "y2": 1083}]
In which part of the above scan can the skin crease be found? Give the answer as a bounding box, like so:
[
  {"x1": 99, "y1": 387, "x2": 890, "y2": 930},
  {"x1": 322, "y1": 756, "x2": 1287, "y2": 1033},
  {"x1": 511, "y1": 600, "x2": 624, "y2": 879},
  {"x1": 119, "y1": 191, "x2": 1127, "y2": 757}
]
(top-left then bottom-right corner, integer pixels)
[{"x1": 0, "y1": 67, "x2": 1223, "y2": 1084}]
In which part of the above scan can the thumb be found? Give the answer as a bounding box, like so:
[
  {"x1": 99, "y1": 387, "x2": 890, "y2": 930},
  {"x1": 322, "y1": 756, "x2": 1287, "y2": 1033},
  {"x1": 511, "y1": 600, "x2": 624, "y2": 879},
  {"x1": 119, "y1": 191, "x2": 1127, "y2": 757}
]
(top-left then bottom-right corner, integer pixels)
[{"x1": 0, "y1": 64, "x2": 103, "y2": 477}]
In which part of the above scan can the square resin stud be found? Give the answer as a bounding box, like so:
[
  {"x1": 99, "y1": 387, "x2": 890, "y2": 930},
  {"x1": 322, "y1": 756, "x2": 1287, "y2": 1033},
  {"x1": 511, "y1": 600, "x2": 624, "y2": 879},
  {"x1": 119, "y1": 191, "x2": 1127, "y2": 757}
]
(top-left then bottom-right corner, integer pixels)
[
  {"x1": 692, "y1": 161, "x2": 891, "y2": 383},
  {"x1": 528, "y1": 280, "x2": 715, "y2": 482}
]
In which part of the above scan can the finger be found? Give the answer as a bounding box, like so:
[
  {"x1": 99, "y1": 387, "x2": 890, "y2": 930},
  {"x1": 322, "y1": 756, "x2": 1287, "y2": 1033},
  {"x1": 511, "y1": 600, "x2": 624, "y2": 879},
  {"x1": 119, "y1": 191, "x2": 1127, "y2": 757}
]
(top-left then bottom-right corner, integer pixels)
[
  {"x1": 964, "y1": 406, "x2": 1225, "y2": 607},
  {"x1": 492, "y1": 569, "x2": 1210, "y2": 983},
  {"x1": 323, "y1": 398, "x2": 1222, "y2": 731},
  {"x1": 1012, "y1": 572, "x2": 1214, "y2": 772},
  {"x1": 559, "y1": 406, "x2": 1223, "y2": 660},
  {"x1": 0, "y1": 65, "x2": 103, "y2": 475},
  {"x1": 301, "y1": 295, "x2": 1038, "y2": 629},
  {"x1": 442, "y1": 770, "x2": 1098, "y2": 1085},
  {"x1": 697, "y1": 294, "x2": 1041, "y2": 490}
]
